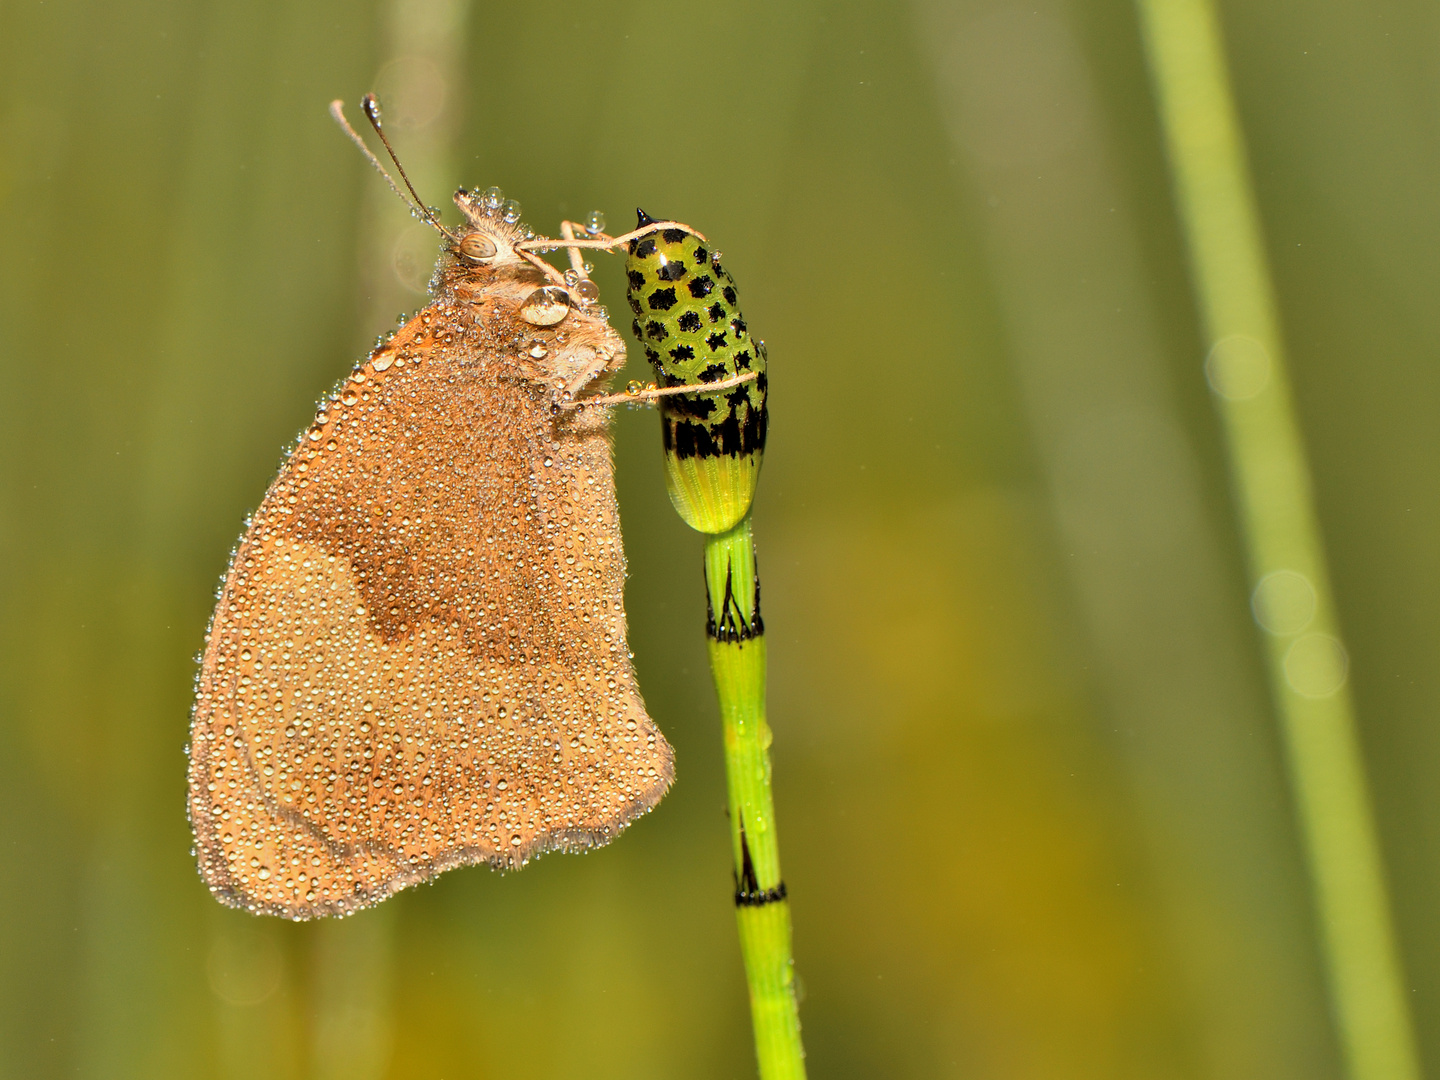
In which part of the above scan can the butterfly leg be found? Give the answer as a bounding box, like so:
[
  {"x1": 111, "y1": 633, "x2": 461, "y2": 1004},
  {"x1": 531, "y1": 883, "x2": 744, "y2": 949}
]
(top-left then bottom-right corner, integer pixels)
[
  {"x1": 516, "y1": 220, "x2": 709, "y2": 259},
  {"x1": 561, "y1": 369, "x2": 759, "y2": 410},
  {"x1": 547, "y1": 339, "x2": 627, "y2": 409}
]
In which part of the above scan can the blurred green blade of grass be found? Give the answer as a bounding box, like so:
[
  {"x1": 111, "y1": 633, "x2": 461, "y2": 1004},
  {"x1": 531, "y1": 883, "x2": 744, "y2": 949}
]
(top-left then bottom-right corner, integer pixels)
[{"x1": 1134, "y1": 0, "x2": 1420, "y2": 1077}]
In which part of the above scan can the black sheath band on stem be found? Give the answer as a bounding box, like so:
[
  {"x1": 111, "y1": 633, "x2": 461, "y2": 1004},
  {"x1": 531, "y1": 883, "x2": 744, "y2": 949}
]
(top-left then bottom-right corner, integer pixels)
[{"x1": 734, "y1": 881, "x2": 788, "y2": 908}]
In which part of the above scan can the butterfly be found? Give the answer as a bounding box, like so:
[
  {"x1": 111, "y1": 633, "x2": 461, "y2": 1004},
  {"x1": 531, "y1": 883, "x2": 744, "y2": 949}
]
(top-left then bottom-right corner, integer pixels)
[{"x1": 186, "y1": 99, "x2": 673, "y2": 919}]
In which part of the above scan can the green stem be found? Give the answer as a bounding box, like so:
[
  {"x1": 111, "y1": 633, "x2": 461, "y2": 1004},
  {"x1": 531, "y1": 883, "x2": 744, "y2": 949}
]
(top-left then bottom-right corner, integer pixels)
[
  {"x1": 1133, "y1": 3, "x2": 1419, "y2": 1078},
  {"x1": 703, "y1": 516, "x2": 806, "y2": 1080}
]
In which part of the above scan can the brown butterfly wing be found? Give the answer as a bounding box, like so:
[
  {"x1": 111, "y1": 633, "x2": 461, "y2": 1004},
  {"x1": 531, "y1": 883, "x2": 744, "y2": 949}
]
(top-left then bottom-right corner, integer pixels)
[{"x1": 188, "y1": 302, "x2": 673, "y2": 918}]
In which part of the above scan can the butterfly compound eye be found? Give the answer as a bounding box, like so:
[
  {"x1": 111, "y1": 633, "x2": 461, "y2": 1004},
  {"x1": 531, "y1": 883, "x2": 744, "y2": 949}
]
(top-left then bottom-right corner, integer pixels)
[{"x1": 458, "y1": 232, "x2": 498, "y2": 261}]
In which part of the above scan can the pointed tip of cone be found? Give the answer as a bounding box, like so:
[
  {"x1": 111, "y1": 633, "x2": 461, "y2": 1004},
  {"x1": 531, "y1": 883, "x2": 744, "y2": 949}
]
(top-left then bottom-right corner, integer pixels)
[{"x1": 636, "y1": 208, "x2": 656, "y2": 228}]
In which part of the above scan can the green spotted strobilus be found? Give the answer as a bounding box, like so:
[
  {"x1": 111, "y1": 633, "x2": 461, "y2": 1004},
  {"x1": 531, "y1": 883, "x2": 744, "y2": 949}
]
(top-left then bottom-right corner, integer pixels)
[
  {"x1": 624, "y1": 209, "x2": 768, "y2": 535},
  {"x1": 532, "y1": 210, "x2": 804, "y2": 1080}
]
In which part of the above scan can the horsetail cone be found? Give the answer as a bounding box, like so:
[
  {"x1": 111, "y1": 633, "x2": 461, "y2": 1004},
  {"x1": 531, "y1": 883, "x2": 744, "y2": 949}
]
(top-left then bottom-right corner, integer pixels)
[{"x1": 625, "y1": 209, "x2": 768, "y2": 534}]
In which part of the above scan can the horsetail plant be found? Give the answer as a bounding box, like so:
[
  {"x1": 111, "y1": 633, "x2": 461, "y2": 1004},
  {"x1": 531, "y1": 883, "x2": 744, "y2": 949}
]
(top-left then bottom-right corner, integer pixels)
[
  {"x1": 629, "y1": 212, "x2": 802, "y2": 1079},
  {"x1": 550, "y1": 208, "x2": 801, "y2": 1078}
]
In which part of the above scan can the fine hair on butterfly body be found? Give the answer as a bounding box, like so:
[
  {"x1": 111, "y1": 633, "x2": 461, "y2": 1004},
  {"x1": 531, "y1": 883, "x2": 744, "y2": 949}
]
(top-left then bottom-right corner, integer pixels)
[{"x1": 186, "y1": 103, "x2": 673, "y2": 920}]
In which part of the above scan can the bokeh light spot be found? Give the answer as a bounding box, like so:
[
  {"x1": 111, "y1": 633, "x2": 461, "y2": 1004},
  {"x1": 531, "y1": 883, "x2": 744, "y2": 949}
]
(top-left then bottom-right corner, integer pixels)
[
  {"x1": 1205, "y1": 335, "x2": 1271, "y2": 401},
  {"x1": 1252, "y1": 570, "x2": 1317, "y2": 636},
  {"x1": 1284, "y1": 634, "x2": 1349, "y2": 698},
  {"x1": 206, "y1": 927, "x2": 283, "y2": 1006}
]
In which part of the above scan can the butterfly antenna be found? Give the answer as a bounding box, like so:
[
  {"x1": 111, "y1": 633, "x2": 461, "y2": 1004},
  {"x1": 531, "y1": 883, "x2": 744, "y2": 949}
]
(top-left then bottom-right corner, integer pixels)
[{"x1": 329, "y1": 96, "x2": 459, "y2": 244}]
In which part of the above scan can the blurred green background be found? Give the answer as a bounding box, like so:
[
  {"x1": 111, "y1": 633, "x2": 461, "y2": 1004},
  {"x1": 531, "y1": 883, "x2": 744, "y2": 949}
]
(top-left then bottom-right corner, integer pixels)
[{"x1": 3, "y1": 0, "x2": 1439, "y2": 1077}]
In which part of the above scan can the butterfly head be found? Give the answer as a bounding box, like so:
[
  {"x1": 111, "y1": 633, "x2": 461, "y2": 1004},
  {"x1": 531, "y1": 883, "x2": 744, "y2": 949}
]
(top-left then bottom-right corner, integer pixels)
[
  {"x1": 446, "y1": 188, "x2": 605, "y2": 327},
  {"x1": 449, "y1": 187, "x2": 538, "y2": 272}
]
